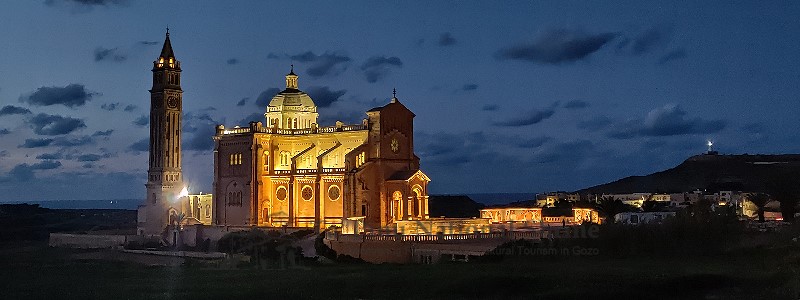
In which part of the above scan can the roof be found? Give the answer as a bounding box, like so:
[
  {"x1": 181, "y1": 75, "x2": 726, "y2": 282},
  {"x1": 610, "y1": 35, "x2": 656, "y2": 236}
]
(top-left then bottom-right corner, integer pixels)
[
  {"x1": 387, "y1": 169, "x2": 430, "y2": 181},
  {"x1": 267, "y1": 91, "x2": 316, "y2": 108},
  {"x1": 160, "y1": 31, "x2": 175, "y2": 59},
  {"x1": 367, "y1": 97, "x2": 416, "y2": 117}
]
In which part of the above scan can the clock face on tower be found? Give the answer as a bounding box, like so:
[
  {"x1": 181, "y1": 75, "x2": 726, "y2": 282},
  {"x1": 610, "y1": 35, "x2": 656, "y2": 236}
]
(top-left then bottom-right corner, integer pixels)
[
  {"x1": 391, "y1": 138, "x2": 399, "y2": 153},
  {"x1": 167, "y1": 96, "x2": 178, "y2": 109}
]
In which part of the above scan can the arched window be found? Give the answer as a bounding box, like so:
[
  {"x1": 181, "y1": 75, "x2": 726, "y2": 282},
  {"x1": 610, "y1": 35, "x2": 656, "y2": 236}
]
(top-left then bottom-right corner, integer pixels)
[
  {"x1": 413, "y1": 186, "x2": 423, "y2": 217},
  {"x1": 293, "y1": 118, "x2": 298, "y2": 129},
  {"x1": 392, "y1": 191, "x2": 402, "y2": 219}
]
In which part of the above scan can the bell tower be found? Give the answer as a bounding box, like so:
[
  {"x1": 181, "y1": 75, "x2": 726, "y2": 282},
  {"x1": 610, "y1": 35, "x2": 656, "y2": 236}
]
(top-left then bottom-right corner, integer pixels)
[{"x1": 141, "y1": 29, "x2": 184, "y2": 234}]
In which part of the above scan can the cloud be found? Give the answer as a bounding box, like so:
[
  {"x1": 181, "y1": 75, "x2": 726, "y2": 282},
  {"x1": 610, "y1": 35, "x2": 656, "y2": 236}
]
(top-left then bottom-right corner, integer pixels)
[
  {"x1": 254, "y1": 88, "x2": 281, "y2": 107},
  {"x1": 0, "y1": 150, "x2": 7, "y2": 158},
  {"x1": 515, "y1": 136, "x2": 551, "y2": 148},
  {"x1": 76, "y1": 153, "x2": 111, "y2": 162},
  {"x1": 622, "y1": 26, "x2": 672, "y2": 56},
  {"x1": 31, "y1": 160, "x2": 61, "y2": 170},
  {"x1": 288, "y1": 51, "x2": 351, "y2": 78},
  {"x1": 132, "y1": 115, "x2": 148, "y2": 127},
  {"x1": 462, "y1": 84, "x2": 478, "y2": 91},
  {"x1": 438, "y1": 32, "x2": 457, "y2": 46},
  {"x1": 482, "y1": 104, "x2": 499, "y2": 111},
  {"x1": 577, "y1": 116, "x2": 612, "y2": 131},
  {"x1": 497, "y1": 29, "x2": 617, "y2": 64},
  {"x1": 94, "y1": 47, "x2": 126, "y2": 62},
  {"x1": 19, "y1": 138, "x2": 54, "y2": 148},
  {"x1": 494, "y1": 106, "x2": 556, "y2": 127},
  {"x1": 564, "y1": 99, "x2": 589, "y2": 109},
  {"x1": 0, "y1": 129, "x2": 9, "y2": 135},
  {"x1": 123, "y1": 104, "x2": 136, "y2": 112},
  {"x1": 0, "y1": 105, "x2": 32, "y2": 116},
  {"x1": 226, "y1": 58, "x2": 239, "y2": 65},
  {"x1": 306, "y1": 86, "x2": 346, "y2": 108},
  {"x1": 317, "y1": 110, "x2": 364, "y2": 126},
  {"x1": 0, "y1": 170, "x2": 144, "y2": 200},
  {"x1": 6, "y1": 160, "x2": 62, "y2": 182},
  {"x1": 236, "y1": 97, "x2": 248, "y2": 106},
  {"x1": 658, "y1": 49, "x2": 687, "y2": 64},
  {"x1": 608, "y1": 104, "x2": 726, "y2": 139},
  {"x1": 414, "y1": 132, "x2": 558, "y2": 169},
  {"x1": 45, "y1": 0, "x2": 126, "y2": 6},
  {"x1": 238, "y1": 112, "x2": 264, "y2": 125},
  {"x1": 361, "y1": 56, "x2": 403, "y2": 83},
  {"x1": 52, "y1": 135, "x2": 94, "y2": 146},
  {"x1": 27, "y1": 113, "x2": 86, "y2": 135},
  {"x1": 182, "y1": 112, "x2": 219, "y2": 151},
  {"x1": 100, "y1": 102, "x2": 119, "y2": 111},
  {"x1": 740, "y1": 123, "x2": 765, "y2": 134},
  {"x1": 128, "y1": 138, "x2": 149, "y2": 152},
  {"x1": 20, "y1": 84, "x2": 95, "y2": 108},
  {"x1": 92, "y1": 129, "x2": 113, "y2": 137},
  {"x1": 36, "y1": 152, "x2": 63, "y2": 160},
  {"x1": 416, "y1": 132, "x2": 487, "y2": 166},
  {"x1": 533, "y1": 140, "x2": 594, "y2": 163},
  {"x1": 139, "y1": 41, "x2": 158, "y2": 46}
]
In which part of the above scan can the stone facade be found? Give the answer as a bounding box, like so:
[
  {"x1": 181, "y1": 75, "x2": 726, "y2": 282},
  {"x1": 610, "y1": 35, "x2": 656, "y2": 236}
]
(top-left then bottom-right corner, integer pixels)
[{"x1": 138, "y1": 30, "x2": 186, "y2": 235}]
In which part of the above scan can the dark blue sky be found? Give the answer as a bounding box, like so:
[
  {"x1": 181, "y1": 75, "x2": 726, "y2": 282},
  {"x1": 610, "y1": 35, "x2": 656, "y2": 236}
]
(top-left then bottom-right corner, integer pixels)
[{"x1": 1, "y1": 1, "x2": 799, "y2": 200}]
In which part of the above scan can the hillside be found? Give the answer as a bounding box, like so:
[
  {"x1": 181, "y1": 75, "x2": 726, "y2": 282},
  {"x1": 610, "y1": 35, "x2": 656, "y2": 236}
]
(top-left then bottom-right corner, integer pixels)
[
  {"x1": 428, "y1": 195, "x2": 485, "y2": 218},
  {"x1": 0, "y1": 204, "x2": 136, "y2": 241},
  {"x1": 579, "y1": 154, "x2": 800, "y2": 194}
]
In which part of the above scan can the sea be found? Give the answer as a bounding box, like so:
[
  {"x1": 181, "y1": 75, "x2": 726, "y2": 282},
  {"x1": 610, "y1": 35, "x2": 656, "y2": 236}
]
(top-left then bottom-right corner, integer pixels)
[{"x1": 0, "y1": 199, "x2": 143, "y2": 210}]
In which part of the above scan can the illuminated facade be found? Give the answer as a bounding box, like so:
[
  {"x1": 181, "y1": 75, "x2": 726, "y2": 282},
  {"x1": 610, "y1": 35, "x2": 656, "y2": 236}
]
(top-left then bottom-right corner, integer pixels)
[
  {"x1": 480, "y1": 207, "x2": 602, "y2": 224},
  {"x1": 212, "y1": 70, "x2": 430, "y2": 230}
]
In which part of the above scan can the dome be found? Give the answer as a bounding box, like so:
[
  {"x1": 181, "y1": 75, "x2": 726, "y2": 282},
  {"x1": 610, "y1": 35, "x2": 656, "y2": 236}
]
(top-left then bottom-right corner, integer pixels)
[
  {"x1": 266, "y1": 66, "x2": 317, "y2": 111},
  {"x1": 264, "y1": 68, "x2": 320, "y2": 130},
  {"x1": 267, "y1": 90, "x2": 316, "y2": 109}
]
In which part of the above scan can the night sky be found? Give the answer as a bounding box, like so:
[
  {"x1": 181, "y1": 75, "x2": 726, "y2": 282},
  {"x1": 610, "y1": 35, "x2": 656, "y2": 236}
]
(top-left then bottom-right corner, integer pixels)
[{"x1": 1, "y1": 1, "x2": 799, "y2": 201}]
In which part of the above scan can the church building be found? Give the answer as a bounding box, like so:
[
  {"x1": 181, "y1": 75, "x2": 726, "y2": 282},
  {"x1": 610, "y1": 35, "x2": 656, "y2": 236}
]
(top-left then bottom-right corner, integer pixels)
[
  {"x1": 213, "y1": 69, "x2": 431, "y2": 230},
  {"x1": 138, "y1": 31, "x2": 431, "y2": 234}
]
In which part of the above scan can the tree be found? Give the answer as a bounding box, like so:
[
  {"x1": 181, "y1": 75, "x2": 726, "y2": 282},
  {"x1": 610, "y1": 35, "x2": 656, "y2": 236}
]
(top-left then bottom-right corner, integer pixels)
[
  {"x1": 746, "y1": 193, "x2": 771, "y2": 223},
  {"x1": 767, "y1": 173, "x2": 800, "y2": 222},
  {"x1": 596, "y1": 196, "x2": 636, "y2": 222}
]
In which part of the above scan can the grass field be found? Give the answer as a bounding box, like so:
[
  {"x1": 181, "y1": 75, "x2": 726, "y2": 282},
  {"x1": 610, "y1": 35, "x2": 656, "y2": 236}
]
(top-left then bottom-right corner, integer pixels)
[{"x1": 2, "y1": 241, "x2": 799, "y2": 300}]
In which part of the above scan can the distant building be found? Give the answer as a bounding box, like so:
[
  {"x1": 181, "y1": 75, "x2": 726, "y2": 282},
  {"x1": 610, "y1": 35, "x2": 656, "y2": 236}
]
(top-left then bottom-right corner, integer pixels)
[
  {"x1": 535, "y1": 192, "x2": 580, "y2": 207},
  {"x1": 480, "y1": 207, "x2": 602, "y2": 224},
  {"x1": 599, "y1": 193, "x2": 670, "y2": 208}
]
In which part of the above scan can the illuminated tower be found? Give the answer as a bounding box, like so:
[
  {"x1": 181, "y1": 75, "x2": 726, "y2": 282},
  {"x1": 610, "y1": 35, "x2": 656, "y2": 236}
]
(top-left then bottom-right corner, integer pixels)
[{"x1": 141, "y1": 29, "x2": 184, "y2": 234}]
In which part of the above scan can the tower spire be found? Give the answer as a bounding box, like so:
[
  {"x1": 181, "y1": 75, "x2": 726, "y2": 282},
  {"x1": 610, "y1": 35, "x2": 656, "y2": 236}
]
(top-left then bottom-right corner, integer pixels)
[
  {"x1": 285, "y1": 65, "x2": 299, "y2": 89},
  {"x1": 160, "y1": 28, "x2": 175, "y2": 59},
  {"x1": 391, "y1": 88, "x2": 398, "y2": 103}
]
